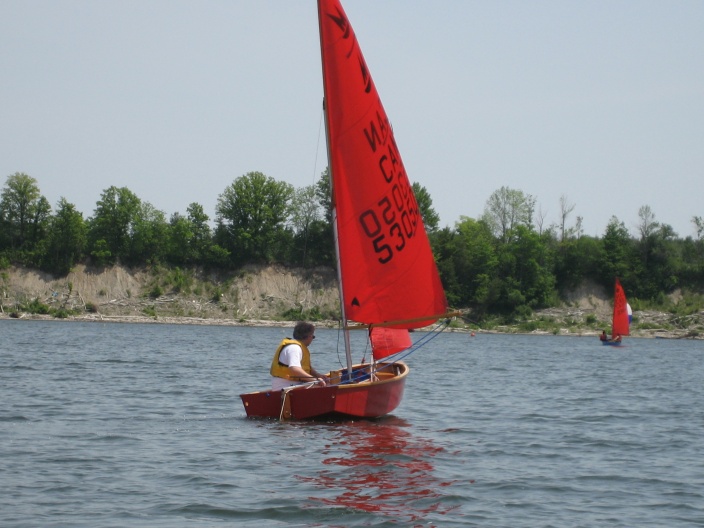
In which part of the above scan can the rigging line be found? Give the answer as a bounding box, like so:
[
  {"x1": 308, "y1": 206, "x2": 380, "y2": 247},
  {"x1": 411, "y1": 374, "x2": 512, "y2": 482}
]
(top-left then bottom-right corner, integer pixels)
[
  {"x1": 334, "y1": 320, "x2": 371, "y2": 370},
  {"x1": 376, "y1": 319, "x2": 453, "y2": 366},
  {"x1": 311, "y1": 104, "x2": 325, "y2": 185},
  {"x1": 279, "y1": 381, "x2": 319, "y2": 418},
  {"x1": 279, "y1": 389, "x2": 291, "y2": 420},
  {"x1": 294, "y1": 105, "x2": 327, "y2": 307},
  {"x1": 326, "y1": 319, "x2": 453, "y2": 386}
]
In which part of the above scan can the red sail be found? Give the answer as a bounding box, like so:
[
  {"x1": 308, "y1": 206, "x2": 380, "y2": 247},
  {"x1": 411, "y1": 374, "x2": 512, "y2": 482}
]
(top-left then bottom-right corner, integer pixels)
[
  {"x1": 612, "y1": 278, "x2": 630, "y2": 338},
  {"x1": 370, "y1": 327, "x2": 412, "y2": 361},
  {"x1": 318, "y1": 0, "x2": 448, "y2": 327}
]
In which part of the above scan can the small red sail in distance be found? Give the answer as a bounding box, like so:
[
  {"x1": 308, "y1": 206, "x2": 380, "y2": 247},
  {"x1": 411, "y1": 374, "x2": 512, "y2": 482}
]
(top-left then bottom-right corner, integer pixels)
[
  {"x1": 318, "y1": 0, "x2": 448, "y2": 328},
  {"x1": 612, "y1": 278, "x2": 630, "y2": 338}
]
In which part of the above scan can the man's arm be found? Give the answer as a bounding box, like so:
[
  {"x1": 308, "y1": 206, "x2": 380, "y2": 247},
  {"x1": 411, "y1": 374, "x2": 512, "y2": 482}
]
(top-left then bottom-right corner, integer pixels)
[{"x1": 288, "y1": 365, "x2": 327, "y2": 385}]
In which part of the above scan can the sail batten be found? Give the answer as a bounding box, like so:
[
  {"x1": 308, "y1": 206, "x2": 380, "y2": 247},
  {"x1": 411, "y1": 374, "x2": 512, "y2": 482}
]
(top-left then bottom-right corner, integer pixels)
[{"x1": 318, "y1": 0, "x2": 448, "y2": 329}]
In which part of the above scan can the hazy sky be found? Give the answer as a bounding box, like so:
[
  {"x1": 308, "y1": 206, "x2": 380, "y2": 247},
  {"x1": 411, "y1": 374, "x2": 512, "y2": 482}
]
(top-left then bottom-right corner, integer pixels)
[{"x1": 2, "y1": 1, "x2": 703, "y2": 238}]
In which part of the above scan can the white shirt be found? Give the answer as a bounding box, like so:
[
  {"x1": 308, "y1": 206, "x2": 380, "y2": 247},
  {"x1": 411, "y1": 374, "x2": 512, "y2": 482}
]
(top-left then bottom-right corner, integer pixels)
[{"x1": 271, "y1": 343, "x2": 304, "y2": 391}]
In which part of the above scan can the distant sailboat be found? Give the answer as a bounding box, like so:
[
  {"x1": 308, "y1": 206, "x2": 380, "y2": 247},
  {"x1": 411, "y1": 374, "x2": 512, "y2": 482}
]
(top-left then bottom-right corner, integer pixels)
[
  {"x1": 601, "y1": 278, "x2": 631, "y2": 346},
  {"x1": 240, "y1": 0, "x2": 456, "y2": 420}
]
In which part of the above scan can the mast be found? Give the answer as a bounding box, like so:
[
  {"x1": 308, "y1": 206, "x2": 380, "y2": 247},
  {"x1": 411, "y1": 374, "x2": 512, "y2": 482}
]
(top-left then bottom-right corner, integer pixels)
[{"x1": 317, "y1": 0, "x2": 354, "y2": 381}]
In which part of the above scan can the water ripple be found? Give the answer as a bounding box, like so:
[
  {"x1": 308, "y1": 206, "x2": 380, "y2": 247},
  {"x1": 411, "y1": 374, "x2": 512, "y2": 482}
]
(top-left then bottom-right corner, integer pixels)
[{"x1": 1, "y1": 323, "x2": 703, "y2": 526}]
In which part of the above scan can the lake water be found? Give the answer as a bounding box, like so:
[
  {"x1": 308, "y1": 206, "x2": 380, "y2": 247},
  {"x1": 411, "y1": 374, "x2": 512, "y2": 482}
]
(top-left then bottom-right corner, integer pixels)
[{"x1": 1, "y1": 319, "x2": 703, "y2": 527}]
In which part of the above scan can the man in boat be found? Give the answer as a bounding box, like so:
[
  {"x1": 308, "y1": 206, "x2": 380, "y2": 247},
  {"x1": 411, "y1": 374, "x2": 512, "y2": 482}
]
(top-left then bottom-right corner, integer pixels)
[
  {"x1": 600, "y1": 330, "x2": 622, "y2": 343},
  {"x1": 270, "y1": 322, "x2": 329, "y2": 390}
]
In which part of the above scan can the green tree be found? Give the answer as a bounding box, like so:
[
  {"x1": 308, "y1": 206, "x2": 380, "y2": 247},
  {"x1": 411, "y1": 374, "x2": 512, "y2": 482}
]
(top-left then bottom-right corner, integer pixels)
[
  {"x1": 128, "y1": 202, "x2": 168, "y2": 265},
  {"x1": 288, "y1": 184, "x2": 323, "y2": 266},
  {"x1": 635, "y1": 220, "x2": 679, "y2": 299},
  {"x1": 289, "y1": 185, "x2": 321, "y2": 237},
  {"x1": 679, "y1": 235, "x2": 704, "y2": 288},
  {"x1": 450, "y1": 216, "x2": 498, "y2": 310},
  {"x1": 216, "y1": 172, "x2": 294, "y2": 265},
  {"x1": 28, "y1": 196, "x2": 52, "y2": 251},
  {"x1": 693, "y1": 216, "x2": 704, "y2": 241},
  {"x1": 308, "y1": 169, "x2": 335, "y2": 267},
  {"x1": 300, "y1": 219, "x2": 335, "y2": 267},
  {"x1": 42, "y1": 198, "x2": 87, "y2": 275},
  {"x1": 315, "y1": 168, "x2": 333, "y2": 225},
  {"x1": 167, "y1": 213, "x2": 194, "y2": 266},
  {"x1": 554, "y1": 234, "x2": 603, "y2": 293},
  {"x1": 167, "y1": 203, "x2": 214, "y2": 266},
  {"x1": 204, "y1": 243, "x2": 231, "y2": 269},
  {"x1": 482, "y1": 186, "x2": 536, "y2": 243},
  {"x1": 187, "y1": 202, "x2": 212, "y2": 263},
  {"x1": 494, "y1": 225, "x2": 555, "y2": 315},
  {"x1": 412, "y1": 182, "x2": 440, "y2": 233},
  {"x1": 599, "y1": 216, "x2": 634, "y2": 288},
  {"x1": 431, "y1": 226, "x2": 461, "y2": 306},
  {"x1": 0, "y1": 172, "x2": 50, "y2": 250},
  {"x1": 88, "y1": 186, "x2": 141, "y2": 265},
  {"x1": 558, "y1": 194, "x2": 577, "y2": 242}
]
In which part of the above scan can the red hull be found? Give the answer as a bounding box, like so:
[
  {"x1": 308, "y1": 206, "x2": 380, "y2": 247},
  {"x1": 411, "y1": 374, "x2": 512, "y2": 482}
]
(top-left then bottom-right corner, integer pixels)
[{"x1": 240, "y1": 362, "x2": 408, "y2": 420}]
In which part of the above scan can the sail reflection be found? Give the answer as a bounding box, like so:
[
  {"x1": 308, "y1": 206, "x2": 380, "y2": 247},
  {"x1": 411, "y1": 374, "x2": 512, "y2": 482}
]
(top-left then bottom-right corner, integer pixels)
[{"x1": 299, "y1": 417, "x2": 458, "y2": 523}]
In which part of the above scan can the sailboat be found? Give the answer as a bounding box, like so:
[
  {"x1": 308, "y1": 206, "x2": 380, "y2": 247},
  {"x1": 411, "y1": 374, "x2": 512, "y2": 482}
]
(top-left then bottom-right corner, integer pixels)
[
  {"x1": 601, "y1": 278, "x2": 631, "y2": 346},
  {"x1": 240, "y1": 0, "x2": 454, "y2": 420}
]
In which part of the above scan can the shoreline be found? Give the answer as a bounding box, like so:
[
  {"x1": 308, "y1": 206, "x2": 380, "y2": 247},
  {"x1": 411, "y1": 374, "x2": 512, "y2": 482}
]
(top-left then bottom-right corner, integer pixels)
[
  {"x1": 2, "y1": 312, "x2": 700, "y2": 340},
  {"x1": 3, "y1": 264, "x2": 701, "y2": 339}
]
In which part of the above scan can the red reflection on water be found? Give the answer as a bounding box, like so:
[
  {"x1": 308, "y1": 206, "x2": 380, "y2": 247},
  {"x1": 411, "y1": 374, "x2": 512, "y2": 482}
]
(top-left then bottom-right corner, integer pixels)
[{"x1": 298, "y1": 416, "x2": 459, "y2": 525}]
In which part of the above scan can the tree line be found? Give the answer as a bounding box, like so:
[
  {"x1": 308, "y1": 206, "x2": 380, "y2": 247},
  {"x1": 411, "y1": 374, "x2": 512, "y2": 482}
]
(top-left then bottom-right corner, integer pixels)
[{"x1": 1, "y1": 171, "x2": 703, "y2": 320}]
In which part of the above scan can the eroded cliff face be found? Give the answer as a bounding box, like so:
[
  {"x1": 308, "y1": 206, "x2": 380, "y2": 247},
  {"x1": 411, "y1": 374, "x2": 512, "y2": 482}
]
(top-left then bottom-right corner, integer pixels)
[
  {"x1": 1, "y1": 264, "x2": 701, "y2": 338},
  {"x1": 0, "y1": 264, "x2": 340, "y2": 323}
]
